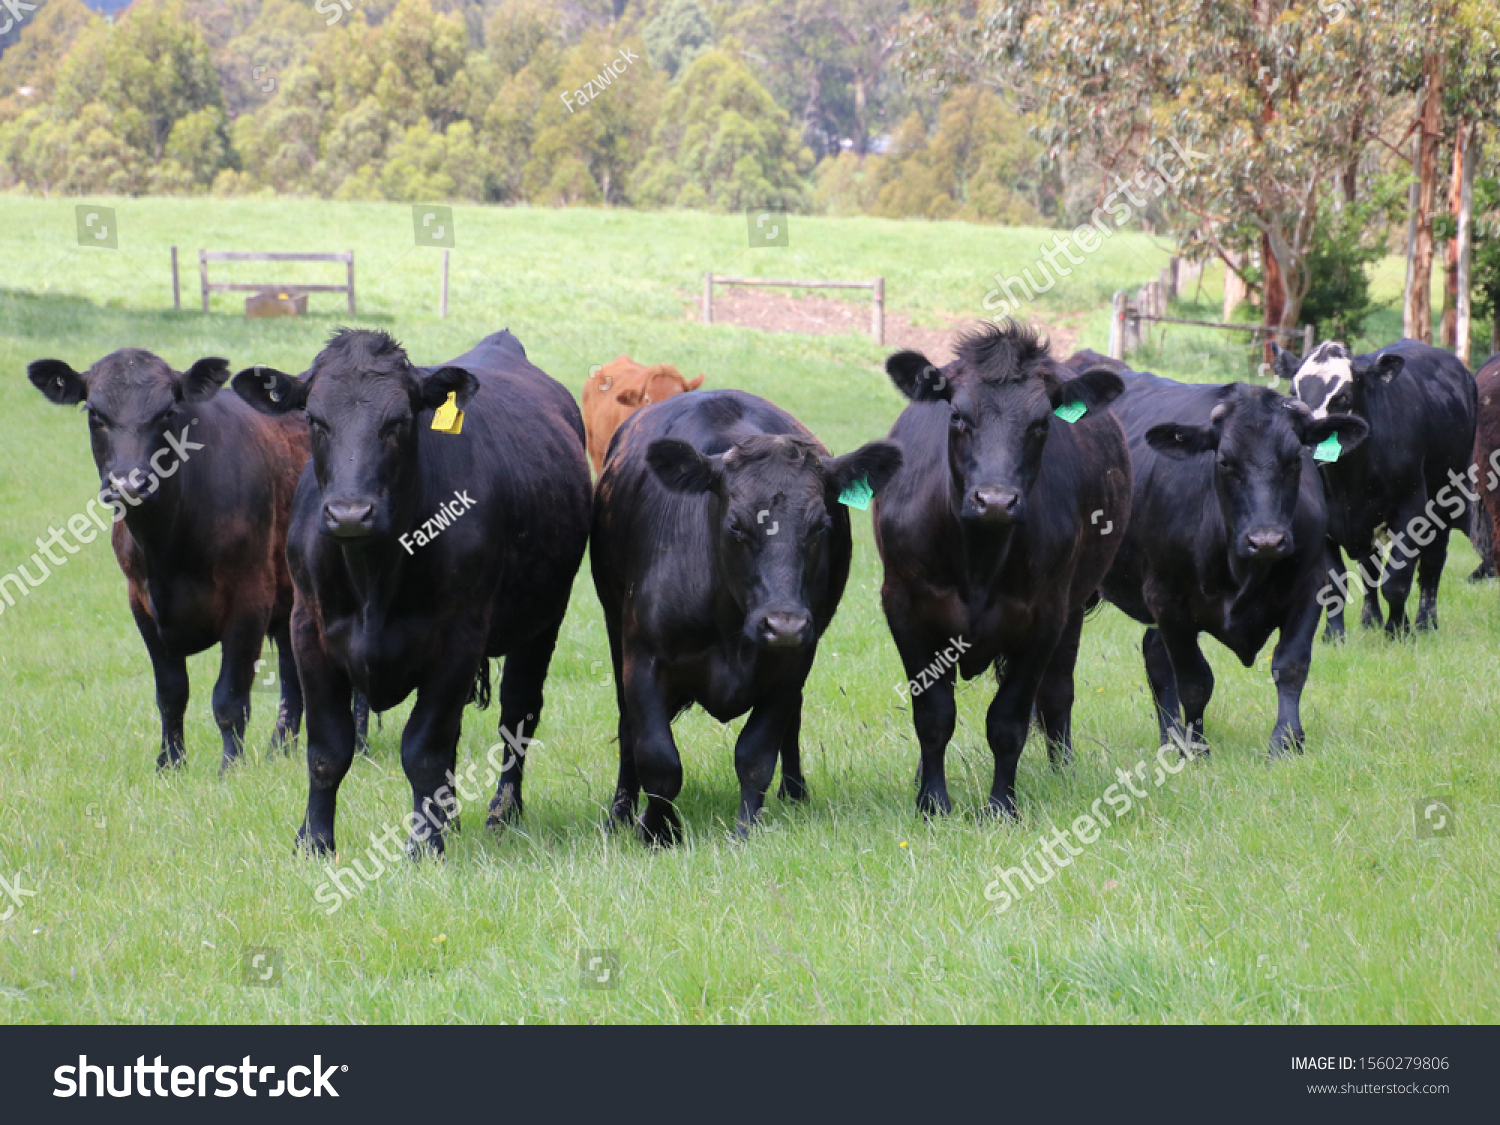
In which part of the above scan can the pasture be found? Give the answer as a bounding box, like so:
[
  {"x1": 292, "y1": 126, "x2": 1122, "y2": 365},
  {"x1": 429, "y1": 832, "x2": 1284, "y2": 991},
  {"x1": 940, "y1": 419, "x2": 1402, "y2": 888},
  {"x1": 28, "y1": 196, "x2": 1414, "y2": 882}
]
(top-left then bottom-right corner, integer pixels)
[{"x1": 0, "y1": 196, "x2": 1495, "y2": 1023}]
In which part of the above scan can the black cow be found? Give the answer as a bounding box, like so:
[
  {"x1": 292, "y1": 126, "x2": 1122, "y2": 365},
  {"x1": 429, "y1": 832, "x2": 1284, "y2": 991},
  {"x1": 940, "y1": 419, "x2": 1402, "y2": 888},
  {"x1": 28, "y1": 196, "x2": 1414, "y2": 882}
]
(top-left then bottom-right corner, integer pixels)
[
  {"x1": 27, "y1": 349, "x2": 309, "y2": 770},
  {"x1": 877, "y1": 324, "x2": 1131, "y2": 818},
  {"x1": 1097, "y1": 369, "x2": 1369, "y2": 757},
  {"x1": 591, "y1": 389, "x2": 901, "y2": 845},
  {"x1": 233, "y1": 329, "x2": 591, "y2": 855},
  {"x1": 1273, "y1": 339, "x2": 1477, "y2": 635}
]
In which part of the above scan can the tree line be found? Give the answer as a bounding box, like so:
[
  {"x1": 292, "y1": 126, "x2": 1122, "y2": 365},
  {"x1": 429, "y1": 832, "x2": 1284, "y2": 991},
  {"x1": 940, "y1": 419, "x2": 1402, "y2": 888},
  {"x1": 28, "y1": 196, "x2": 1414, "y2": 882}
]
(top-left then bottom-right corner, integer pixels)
[{"x1": 1, "y1": 0, "x2": 1498, "y2": 354}]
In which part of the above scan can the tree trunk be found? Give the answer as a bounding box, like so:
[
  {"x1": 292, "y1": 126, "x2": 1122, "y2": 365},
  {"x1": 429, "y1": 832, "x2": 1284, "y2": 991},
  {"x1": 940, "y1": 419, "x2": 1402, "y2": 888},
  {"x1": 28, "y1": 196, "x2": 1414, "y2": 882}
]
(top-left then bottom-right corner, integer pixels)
[
  {"x1": 1442, "y1": 124, "x2": 1464, "y2": 347},
  {"x1": 1406, "y1": 50, "x2": 1444, "y2": 345},
  {"x1": 1457, "y1": 128, "x2": 1478, "y2": 366},
  {"x1": 1262, "y1": 230, "x2": 1287, "y2": 362},
  {"x1": 851, "y1": 71, "x2": 869, "y2": 156},
  {"x1": 1403, "y1": 131, "x2": 1420, "y2": 338}
]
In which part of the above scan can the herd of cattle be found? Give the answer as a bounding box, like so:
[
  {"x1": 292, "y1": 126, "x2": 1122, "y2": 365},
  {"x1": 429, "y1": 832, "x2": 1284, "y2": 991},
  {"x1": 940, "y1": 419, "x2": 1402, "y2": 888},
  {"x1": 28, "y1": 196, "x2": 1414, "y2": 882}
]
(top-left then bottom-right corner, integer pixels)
[{"x1": 25, "y1": 322, "x2": 1500, "y2": 851}]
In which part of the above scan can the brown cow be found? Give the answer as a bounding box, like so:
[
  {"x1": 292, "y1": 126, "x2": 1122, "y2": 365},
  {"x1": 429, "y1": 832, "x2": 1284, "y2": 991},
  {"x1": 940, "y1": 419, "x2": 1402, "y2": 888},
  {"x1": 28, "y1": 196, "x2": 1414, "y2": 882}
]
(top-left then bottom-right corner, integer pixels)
[
  {"x1": 582, "y1": 355, "x2": 703, "y2": 475},
  {"x1": 1473, "y1": 352, "x2": 1500, "y2": 578}
]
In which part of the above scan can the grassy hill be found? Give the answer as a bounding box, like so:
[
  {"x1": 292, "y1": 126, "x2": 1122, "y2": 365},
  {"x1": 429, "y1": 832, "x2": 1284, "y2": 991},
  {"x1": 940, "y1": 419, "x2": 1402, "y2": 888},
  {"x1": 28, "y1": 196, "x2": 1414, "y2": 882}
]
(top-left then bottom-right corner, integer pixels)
[{"x1": 0, "y1": 197, "x2": 1494, "y2": 1023}]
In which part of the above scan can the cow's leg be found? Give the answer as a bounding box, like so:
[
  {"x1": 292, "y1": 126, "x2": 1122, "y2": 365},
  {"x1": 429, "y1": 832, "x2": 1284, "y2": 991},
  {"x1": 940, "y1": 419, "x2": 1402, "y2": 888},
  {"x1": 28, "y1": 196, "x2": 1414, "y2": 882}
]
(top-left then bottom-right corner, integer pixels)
[
  {"x1": 734, "y1": 687, "x2": 801, "y2": 837},
  {"x1": 984, "y1": 638, "x2": 1057, "y2": 819},
  {"x1": 891, "y1": 628, "x2": 958, "y2": 815},
  {"x1": 1157, "y1": 622, "x2": 1213, "y2": 758},
  {"x1": 776, "y1": 689, "x2": 808, "y2": 802},
  {"x1": 130, "y1": 596, "x2": 189, "y2": 769},
  {"x1": 1269, "y1": 582, "x2": 1322, "y2": 757},
  {"x1": 487, "y1": 619, "x2": 563, "y2": 828},
  {"x1": 400, "y1": 654, "x2": 482, "y2": 857},
  {"x1": 625, "y1": 654, "x2": 684, "y2": 846},
  {"x1": 353, "y1": 692, "x2": 371, "y2": 756},
  {"x1": 294, "y1": 602, "x2": 356, "y2": 855},
  {"x1": 1413, "y1": 513, "x2": 1452, "y2": 632},
  {"x1": 1321, "y1": 539, "x2": 1348, "y2": 643},
  {"x1": 268, "y1": 617, "x2": 303, "y2": 756},
  {"x1": 212, "y1": 613, "x2": 265, "y2": 774},
  {"x1": 1141, "y1": 627, "x2": 1182, "y2": 749},
  {"x1": 605, "y1": 620, "x2": 640, "y2": 829},
  {"x1": 1035, "y1": 607, "x2": 1084, "y2": 768},
  {"x1": 1355, "y1": 541, "x2": 1386, "y2": 630}
]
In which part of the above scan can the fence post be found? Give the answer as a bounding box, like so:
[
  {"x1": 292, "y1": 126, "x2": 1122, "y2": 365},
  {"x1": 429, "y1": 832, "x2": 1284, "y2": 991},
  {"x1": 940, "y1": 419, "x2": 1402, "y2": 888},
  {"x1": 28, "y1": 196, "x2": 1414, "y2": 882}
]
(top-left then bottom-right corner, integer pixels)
[
  {"x1": 440, "y1": 249, "x2": 449, "y2": 319},
  {"x1": 346, "y1": 254, "x2": 356, "y2": 316},
  {"x1": 198, "y1": 249, "x2": 209, "y2": 314},
  {"x1": 871, "y1": 276, "x2": 884, "y2": 345},
  {"x1": 1109, "y1": 291, "x2": 1125, "y2": 359},
  {"x1": 171, "y1": 246, "x2": 180, "y2": 311},
  {"x1": 1302, "y1": 323, "x2": 1315, "y2": 357},
  {"x1": 702, "y1": 272, "x2": 713, "y2": 325}
]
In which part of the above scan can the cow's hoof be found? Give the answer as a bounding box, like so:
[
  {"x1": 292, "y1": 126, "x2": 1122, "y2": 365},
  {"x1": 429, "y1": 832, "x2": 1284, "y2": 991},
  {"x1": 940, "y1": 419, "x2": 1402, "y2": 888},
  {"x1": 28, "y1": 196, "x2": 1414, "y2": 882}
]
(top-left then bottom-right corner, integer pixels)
[
  {"x1": 982, "y1": 796, "x2": 1020, "y2": 822},
  {"x1": 1467, "y1": 562, "x2": 1495, "y2": 582},
  {"x1": 777, "y1": 775, "x2": 808, "y2": 802},
  {"x1": 486, "y1": 789, "x2": 522, "y2": 829},
  {"x1": 915, "y1": 788, "x2": 952, "y2": 817},
  {"x1": 636, "y1": 816, "x2": 682, "y2": 849},
  {"x1": 295, "y1": 828, "x2": 334, "y2": 857},
  {"x1": 1321, "y1": 627, "x2": 1345, "y2": 644},
  {"x1": 155, "y1": 751, "x2": 185, "y2": 770},
  {"x1": 405, "y1": 833, "x2": 445, "y2": 860}
]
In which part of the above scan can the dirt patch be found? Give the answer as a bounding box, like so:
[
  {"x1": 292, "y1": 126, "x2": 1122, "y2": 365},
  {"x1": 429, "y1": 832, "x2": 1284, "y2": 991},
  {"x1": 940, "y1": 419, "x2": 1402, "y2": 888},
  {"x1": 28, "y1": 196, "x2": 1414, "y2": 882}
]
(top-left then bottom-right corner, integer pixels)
[{"x1": 696, "y1": 287, "x2": 1078, "y2": 364}]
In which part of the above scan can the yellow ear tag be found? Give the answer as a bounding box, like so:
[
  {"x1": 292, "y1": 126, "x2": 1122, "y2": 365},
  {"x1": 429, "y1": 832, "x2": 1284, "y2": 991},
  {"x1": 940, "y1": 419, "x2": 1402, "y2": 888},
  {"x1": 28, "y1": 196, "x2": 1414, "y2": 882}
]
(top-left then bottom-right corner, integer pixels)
[{"x1": 431, "y1": 392, "x2": 464, "y2": 435}]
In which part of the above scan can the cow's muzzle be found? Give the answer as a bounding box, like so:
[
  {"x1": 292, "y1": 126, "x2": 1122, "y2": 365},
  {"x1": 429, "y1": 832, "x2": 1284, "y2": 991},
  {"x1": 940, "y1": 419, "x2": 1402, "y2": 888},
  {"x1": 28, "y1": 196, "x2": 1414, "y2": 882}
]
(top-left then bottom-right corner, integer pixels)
[
  {"x1": 1240, "y1": 527, "x2": 1292, "y2": 560},
  {"x1": 753, "y1": 610, "x2": 812, "y2": 649},
  {"x1": 323, "y1": 499, "x2": 377, "y2": 538},
  {"x1": 964, "y1": 485, "x2": 1024, "y2": 526}
]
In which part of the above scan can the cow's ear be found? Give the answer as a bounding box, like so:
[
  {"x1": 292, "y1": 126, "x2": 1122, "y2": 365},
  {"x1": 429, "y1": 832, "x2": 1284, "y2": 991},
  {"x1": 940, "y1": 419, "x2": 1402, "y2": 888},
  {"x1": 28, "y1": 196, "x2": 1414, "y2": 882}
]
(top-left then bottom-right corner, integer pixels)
[
  {"x1": 416, "y1": 365, "x2": 480, "y2": 411},
  {"x1": 686, "y1": 373, "x2": 705, "y2": 390},
  {"x1": 886, "y1": 350, "x2": 953, "y2": 402},
  {"x1": 616, "y1": 387, "x2": 647, "y2": 407},
  {"x1": 1145, "y1": 422, "x2": 1219, "y2": 459},
  {"x1": 647, "y1": 438, "x2": 721, "y2": 494},
  {"x1": 825, "y1": 440, "x2": 903, "y2": 499},
  {"x1": 1300, "y1": 412, "x2": 1369, "y2": 455},
  {"x1": 1270, "y1": 341, "x2": 1302, "y2": 383},
  {"x1": 28, "y1": 359, "x2": 88, "y2": 405},
  {"x1": 180, "y1": 356, "x2": 231, "y2": 403},
  {"x1": 231, "y1": 366, "x2": 308, "y2": 414},
  {"x1": 1051, "y1": 365, "x2": 1124, "y2": 411},
  {"x1": 1354, "y1": 352, "x2": 1403, "y2": 384}
]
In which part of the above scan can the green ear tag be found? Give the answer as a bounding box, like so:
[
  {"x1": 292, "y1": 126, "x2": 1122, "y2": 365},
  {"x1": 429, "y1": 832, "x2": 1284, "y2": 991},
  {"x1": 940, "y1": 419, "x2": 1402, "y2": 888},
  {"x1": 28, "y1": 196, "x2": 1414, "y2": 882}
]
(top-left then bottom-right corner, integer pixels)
[
  {"x1": 839, "y1": 475, "x2": 874, "y2": 511},
  {"x1": 1053, "y1": 400, "x2": 1087, "y2": 424},
  {"x1": 1313, "y1": 433, "x2": 1341, "y2": 463}
]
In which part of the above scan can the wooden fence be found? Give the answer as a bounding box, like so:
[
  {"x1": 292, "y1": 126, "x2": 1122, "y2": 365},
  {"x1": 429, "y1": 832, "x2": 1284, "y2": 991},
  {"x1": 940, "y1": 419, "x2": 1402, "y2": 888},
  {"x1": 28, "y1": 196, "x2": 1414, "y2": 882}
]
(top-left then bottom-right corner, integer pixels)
[
  {"x1": 702, "y1": 273, "x2": 885, "y2": 344},
  {"x1": 185, "y1": 249, "x2": 356, "y2": 315}
]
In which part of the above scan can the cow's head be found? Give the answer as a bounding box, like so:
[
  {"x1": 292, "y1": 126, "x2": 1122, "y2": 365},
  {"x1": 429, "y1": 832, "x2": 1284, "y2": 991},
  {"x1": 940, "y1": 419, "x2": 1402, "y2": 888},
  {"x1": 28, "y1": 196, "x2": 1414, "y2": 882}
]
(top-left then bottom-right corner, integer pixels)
[
  {"x1": 614, "y1": 365, "x2": 704, "y2": 409},
  {"x1": 1275, "y1": 340, "x2": 1403, "y2": 420},
  {"x1": 231, "y1": 329, "x2": 476, "y2": 540},
  {"x1": 28, "y1": 349, "x2": 228, "y2": 507},
  {"x1": 885, "y1": 322, "x2": 1123, "y2": 526},
  {"x1": 647, "y1": 433, "x2": 900, "y2": 648},
  {"x1": 1145, "y1": 385, "x2": 1369, "y2": 560}
]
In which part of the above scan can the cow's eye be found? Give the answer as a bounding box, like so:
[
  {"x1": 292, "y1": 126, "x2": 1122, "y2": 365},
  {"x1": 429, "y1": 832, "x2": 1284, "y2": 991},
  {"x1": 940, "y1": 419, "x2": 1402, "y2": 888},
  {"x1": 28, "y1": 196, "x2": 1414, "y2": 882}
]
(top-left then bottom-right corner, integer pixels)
[
  {"x1": 1218, "y1": 459, "x2": 1239, "y2": 476},
  {"x1": 308, "y1": 415, "x2": 330, "y2": 436},
  {"x1": 88, "y1": 409, "x2": 108, "y2": 428},
  {"x1": 950, "y1": 413, "x2": 969, "y2": 433},
  {"x1": 727, "y1": 518, "x2": 751, "y2": 541},
  {"x1": 381, "y1": 418, "x2": 407, "y2": 441}
]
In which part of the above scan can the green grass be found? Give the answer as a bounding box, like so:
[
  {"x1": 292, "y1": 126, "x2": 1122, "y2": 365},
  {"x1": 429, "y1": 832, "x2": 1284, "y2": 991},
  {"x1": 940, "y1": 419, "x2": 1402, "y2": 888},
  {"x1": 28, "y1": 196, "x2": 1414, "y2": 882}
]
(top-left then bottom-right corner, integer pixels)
[{"x1": 0, "y1": 197, "x2": 1495, "y2": 1023}]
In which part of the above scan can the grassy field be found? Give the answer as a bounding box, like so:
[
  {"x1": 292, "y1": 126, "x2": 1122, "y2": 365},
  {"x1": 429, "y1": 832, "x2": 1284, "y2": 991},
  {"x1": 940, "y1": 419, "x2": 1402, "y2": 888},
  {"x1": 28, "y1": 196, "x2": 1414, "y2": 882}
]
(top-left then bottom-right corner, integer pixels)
[{"x1": 0, "y1": 196, "x2": 1495, "y2": 1023}]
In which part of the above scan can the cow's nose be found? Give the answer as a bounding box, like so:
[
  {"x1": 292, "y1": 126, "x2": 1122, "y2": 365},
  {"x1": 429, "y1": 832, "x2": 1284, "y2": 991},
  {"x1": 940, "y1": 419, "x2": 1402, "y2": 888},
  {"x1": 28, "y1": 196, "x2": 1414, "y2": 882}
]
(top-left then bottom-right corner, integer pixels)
[
  {"x1": 1245, "y1": 529, "x2": 1289, "y2": 556},
  {"x1": 971, "y1": 486, "x2": 1021, "y2": 520},
  {"x1": 758, "y1": 611, "x2": 810, "y2": 648},
  {"x1": 323, "y1": 500, "x2": 376, "y2": 537}
]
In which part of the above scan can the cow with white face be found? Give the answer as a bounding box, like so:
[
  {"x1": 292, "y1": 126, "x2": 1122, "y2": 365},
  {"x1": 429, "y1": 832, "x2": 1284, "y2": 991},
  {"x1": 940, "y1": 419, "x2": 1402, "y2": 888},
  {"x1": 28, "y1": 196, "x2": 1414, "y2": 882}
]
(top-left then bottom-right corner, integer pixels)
[{"x1": 1273, "y1": 338, "x2": 1477, "y2": 636}]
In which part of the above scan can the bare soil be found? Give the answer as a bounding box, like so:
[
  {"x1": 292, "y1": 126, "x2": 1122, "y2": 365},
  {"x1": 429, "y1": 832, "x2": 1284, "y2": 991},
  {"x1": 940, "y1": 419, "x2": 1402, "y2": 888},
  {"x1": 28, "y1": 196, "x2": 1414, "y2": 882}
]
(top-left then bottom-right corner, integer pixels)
[{"x1": 697, "y1": 287, "x2": 1078, "y2": 365}]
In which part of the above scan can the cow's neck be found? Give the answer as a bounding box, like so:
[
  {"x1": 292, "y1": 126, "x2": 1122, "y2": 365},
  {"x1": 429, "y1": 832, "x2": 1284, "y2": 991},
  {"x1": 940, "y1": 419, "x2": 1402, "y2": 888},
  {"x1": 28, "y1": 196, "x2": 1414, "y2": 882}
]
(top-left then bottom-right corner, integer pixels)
[
  {"x1": 119, "y1": 476, "x2": 189, "y2": 565},
  {"x1": 958, "y1": 514, "x2": 1016, "y2": 607}
]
